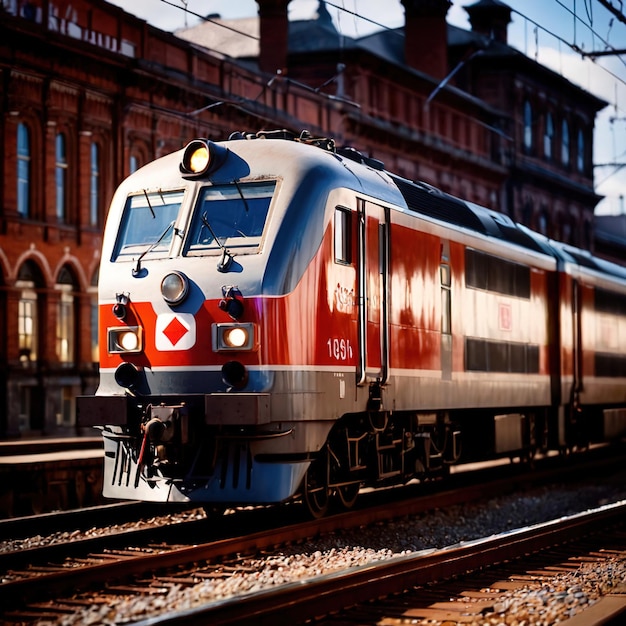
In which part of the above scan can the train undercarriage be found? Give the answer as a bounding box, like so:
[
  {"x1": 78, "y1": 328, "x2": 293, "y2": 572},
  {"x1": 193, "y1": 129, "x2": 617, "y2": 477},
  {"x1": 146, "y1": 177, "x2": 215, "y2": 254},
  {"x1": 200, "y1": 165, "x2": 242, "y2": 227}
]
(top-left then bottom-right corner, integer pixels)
[
  {"x1": 302, "y1": 410, "x2": 462, "y2": 517},
  {"x1": 299, "y1": 401, "x2": 615, "y2": 517},
  {"x1": 98, "y1": 394, "x2": 622, "y2": 518}
]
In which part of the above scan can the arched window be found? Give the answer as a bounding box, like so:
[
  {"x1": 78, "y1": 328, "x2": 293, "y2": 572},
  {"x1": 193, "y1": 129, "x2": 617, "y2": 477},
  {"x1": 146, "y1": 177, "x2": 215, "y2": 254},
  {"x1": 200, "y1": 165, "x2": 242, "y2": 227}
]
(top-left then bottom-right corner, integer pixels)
[
  {"x1": 523, "y1": 100, "x2": 533, "y2": 152},
  {"x1": 577, "y1": 128, "x2": 585, "y2": 173},
  {"x1": 543, "y1": 113, "x2": 554, "y2": 160},
  {"x1": 55, "y1": 133, "x2": 68, "y2": 221},
  {"x1": 90, "y1": 142, "x2": 100, "y2": 226},
  {"x1": 17, "y1": 123, "x2": 31, "y2": 217},
  {"x1": 129, "y1": 142, "x2": 149, "y2": 176},
  {"x1": 561, "y1": 120, "x2": 570, "y2": 167},
  {"x1": 17, "y1": 261, "x2": 43, "y2": 364},
  {"x1": 56, "y1": 266, "x2": 76, "y2": 365}
]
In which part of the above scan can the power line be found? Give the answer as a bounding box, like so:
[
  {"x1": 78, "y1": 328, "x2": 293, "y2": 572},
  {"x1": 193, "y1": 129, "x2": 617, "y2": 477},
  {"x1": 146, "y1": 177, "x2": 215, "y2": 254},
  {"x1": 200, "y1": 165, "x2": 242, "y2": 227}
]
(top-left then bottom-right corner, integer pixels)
[
  {"x1": 151, "y1": 0, "x2": 625, "y2": 200},
  {"x1": 550, "y1": 0, "x2": 626, "y2": 57},
  {"x1": 584, "y1": 47, "x2": 626, "y2": 56},
  {"x1": 159, "y1": 0, "x2": 258, "y2": 40},
  {"x1": 597, "y1": 0, "x2": 626, "y2": 26},
  {"x1": 512, "y1": 2, "x2": 626, "y2": 72},
  {"x1": 155, "y1": 1, "x2": 626, "y2": 117}
]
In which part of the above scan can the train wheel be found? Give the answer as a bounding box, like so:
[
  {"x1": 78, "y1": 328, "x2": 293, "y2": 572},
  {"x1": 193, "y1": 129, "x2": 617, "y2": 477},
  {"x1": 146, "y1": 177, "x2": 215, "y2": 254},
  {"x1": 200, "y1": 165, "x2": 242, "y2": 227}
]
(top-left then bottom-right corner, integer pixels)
[
  {"x1": 335, "y1": 482, "x2": 360, "y2": 510},
  {"x1": 303, "y1": 452, "x2": 330, "y2": 519},
  {"x1": 202, "y1": 505, "x2": 227, "y2": 518}
]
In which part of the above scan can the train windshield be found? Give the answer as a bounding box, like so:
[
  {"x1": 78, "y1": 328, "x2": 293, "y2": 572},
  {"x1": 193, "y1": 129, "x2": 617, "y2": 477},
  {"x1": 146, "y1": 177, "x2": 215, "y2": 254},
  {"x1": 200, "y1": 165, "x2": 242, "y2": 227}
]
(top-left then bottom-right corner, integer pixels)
[
  {"x1": 113, "y1": 190, "x2": 184, "y2": 261},
  {"x1": 185, "y1": 181, "x2": 275, "y2": 255}
]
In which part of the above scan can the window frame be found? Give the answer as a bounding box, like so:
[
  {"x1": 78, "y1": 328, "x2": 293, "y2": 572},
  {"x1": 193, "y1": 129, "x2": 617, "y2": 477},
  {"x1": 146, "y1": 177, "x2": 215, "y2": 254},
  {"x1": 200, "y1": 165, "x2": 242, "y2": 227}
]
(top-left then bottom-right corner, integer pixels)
[
  {"x1": 55, "y1": 267, "x2": 77, "y2": 366},
  {"x1": 523, "y1": 100, "x2": 533, "y2": 152},
  {"x1": 576, "y1": 127, "x2": 585, "y2": 173},
  {"x1": 90, "y1": 141, "x2": 100, "y2": 226},
  {"x1": 334, "y1": 206, "x2": 352, "y2": 265},
  {"x1": 17, "y1": 123, "x2": 31, "y2": 217},
  {"x1": 55, "y1": 132, "x2": 68, "y2": 221},
  {"x1": 17, "y1": 281, "x2": 38, "y2": 363},
  {"x1": 561, "y1": 119, "x2": 570, "y2": 167},
  {"x1": 184, "y1": 181, "x2": 276, "y2": 257},
  {"x1": 56, "y1": 285, "x2": 75, "y2": 365},
  {"x1": 543, "y1": 112, "x2": 554, "y2": 160}
]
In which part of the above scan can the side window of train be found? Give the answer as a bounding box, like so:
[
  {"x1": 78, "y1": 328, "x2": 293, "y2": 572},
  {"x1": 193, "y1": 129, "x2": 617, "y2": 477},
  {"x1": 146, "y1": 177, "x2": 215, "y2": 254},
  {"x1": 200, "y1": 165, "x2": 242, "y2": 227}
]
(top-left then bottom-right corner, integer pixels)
[
  {"x1": 465, "y1": 248, "x2": 530, "y2": 299},
  {"x1": 334, "y1": 207, "x2": 352, "y2": 265}
]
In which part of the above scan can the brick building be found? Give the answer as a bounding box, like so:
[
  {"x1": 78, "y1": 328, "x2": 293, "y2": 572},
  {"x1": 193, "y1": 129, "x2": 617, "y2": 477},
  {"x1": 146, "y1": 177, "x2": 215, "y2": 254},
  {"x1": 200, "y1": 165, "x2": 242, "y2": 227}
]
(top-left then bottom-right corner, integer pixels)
[
  {"x1": 180, "y1": 0, "x2": 606, "y2": 245},
  {"x1": 0, "y1": 0, "x2": 608, "y2": 437}
]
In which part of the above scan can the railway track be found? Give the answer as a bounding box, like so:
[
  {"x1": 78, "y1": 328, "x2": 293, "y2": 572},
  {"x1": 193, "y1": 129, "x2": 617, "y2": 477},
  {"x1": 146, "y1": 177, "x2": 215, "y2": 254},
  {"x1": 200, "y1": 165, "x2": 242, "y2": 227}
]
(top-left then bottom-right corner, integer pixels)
[
  {"x1": 1, "y1": 451, "x2": 624, "y2": 624},
  {"x1": 5, "y1": 496, "x2": 625, "y2": 625},
  {"x1": 155, "y1": 501, "x2": 626, "y2": 626},
  {"x1": 0, "y1": 501, "x2": 194, "y2": 543},
  {"x1": 0, "y1": 476, "x2": 511, "y2": 615}
]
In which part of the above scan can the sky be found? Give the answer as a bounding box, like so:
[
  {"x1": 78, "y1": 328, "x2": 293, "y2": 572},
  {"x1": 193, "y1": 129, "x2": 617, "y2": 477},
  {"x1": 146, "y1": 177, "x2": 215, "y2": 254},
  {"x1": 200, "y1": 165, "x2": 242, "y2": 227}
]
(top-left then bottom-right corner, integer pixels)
[{"x1": 107, "y1": 0, "x2": 626, "y2": 215}]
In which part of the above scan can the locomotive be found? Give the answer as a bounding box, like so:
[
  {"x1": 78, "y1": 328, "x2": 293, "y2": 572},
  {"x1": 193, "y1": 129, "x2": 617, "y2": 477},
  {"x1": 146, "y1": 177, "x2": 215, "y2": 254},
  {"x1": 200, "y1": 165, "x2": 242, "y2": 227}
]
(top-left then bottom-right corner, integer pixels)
[{"x1": 78, "y1": 130, "x2": 626, "y2": 517}]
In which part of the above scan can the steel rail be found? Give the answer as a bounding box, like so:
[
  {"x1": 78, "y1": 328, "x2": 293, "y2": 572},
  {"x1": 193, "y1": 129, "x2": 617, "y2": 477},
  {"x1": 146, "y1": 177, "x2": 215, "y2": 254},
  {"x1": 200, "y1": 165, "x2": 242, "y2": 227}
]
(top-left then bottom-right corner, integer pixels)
[
  {"x1": 131, "y1": 500, "x2": 626, "y2": 626},
  {"x1": 0, "y1": 470, "x2": 531, "y2": 608},
  {"x1": 0, "y1": 501, "x2": 194, "y2": 541},
  {"x1": 1, "y1": 451, "x2": 622, "y2": 613}
]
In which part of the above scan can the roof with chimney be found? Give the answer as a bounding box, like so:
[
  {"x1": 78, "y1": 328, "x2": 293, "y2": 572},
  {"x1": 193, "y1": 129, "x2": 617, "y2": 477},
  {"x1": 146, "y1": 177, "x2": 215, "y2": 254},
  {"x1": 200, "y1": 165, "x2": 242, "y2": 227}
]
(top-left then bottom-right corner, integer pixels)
[
  {"x1": 176, "y1": 1, "x2": 356, "y2": 61},
  {"x1": 175, "y1": 0, "x2": 605, "y2": 110}
]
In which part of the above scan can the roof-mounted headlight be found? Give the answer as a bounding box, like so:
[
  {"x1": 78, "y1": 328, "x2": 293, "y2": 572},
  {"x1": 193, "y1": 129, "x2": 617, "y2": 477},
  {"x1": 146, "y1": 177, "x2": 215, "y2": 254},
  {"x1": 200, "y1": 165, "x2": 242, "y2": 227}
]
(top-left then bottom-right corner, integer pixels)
[{"x1": 180, "y1": 139, "x2": 228, "y2": 178}]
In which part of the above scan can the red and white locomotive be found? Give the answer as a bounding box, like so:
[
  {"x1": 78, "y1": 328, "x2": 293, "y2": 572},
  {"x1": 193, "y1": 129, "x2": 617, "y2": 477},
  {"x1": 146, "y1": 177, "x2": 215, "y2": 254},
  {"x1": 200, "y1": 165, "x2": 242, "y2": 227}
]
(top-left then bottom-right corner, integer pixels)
[{"x1": 78, "y1": 130, "x2": 626, "y2": 517}]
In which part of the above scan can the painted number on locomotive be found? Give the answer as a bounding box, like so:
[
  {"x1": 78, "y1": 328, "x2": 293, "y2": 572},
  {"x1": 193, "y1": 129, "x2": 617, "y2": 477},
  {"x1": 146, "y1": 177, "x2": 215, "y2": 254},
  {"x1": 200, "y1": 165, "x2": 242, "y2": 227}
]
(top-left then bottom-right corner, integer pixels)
[{"x1": 327, "y1": 338, "x2": 353, "y2": 361}]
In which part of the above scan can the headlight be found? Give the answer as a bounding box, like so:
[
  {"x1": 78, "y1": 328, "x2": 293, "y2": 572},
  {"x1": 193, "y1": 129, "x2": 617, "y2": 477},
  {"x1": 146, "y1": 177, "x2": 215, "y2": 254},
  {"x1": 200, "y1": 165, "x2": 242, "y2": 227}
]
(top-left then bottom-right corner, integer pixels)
[
  {"x1": 213, "y1": 323, "x2": 254, "y2": 351},
  {"x1": 179, "y1": 139, "x2": 228, "y2": 177},
  {"x1": 108, "y1": 327, "x2": 143, "y2": 353},
  {"x1": 189, "y1": 145, "x2": 209, "y2": 173},
  {"x1": 161, "y1": 271, "x2": 189, "y2": 305},
  {"x1": 223, "y1": 327, "x2": 248, "y2": 348}
]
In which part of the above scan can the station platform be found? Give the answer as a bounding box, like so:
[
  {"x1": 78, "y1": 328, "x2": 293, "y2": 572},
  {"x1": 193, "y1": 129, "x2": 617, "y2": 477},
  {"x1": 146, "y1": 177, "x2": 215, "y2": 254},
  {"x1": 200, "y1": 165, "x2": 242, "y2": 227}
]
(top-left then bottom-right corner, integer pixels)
[{"x1": 0, "y1": 437, "x2": 105, "y2": 518}]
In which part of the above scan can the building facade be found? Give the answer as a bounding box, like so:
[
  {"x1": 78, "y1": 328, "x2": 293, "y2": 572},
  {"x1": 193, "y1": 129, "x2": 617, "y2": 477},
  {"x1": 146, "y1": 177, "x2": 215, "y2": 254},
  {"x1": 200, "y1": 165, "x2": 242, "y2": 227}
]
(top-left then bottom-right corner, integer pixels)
[{"x1": 0, "y1": 0, "x2": 609, "y2": 437}]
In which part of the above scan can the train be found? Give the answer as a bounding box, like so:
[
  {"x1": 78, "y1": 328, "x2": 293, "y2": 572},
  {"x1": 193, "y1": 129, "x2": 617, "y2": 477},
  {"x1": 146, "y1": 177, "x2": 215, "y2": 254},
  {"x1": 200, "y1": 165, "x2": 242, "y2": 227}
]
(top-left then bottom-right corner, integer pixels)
[{"x1": 77, "y1": 129, "x2": 626, "y2": 517}]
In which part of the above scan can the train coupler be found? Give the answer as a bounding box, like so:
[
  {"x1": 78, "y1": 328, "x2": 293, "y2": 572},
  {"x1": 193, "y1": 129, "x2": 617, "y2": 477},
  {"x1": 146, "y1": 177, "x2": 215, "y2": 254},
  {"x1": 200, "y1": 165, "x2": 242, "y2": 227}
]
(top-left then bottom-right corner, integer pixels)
[{"x1": 137, "y1": 403, "x2": 189, "y2": 473}]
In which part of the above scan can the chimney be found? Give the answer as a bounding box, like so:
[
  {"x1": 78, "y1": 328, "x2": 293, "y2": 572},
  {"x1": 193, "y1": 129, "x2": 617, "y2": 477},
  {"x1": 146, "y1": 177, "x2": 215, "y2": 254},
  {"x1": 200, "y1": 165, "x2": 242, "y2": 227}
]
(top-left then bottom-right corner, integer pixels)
[
  {"x1": 465, "y1": 0, "x2": 512, "y2": 44},
  {"x1": 401, "y1": 0, "x2": 452, "y2": 79},
  {"x1": 256, "y1": 0, "x2": 291, "y2": 75}
]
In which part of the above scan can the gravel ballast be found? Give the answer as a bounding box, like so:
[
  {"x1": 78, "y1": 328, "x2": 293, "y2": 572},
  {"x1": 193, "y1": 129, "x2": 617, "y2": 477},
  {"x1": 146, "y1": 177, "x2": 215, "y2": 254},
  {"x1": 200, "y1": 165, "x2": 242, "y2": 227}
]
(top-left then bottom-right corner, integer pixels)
[{"x1": 5, "y1": 477, "x2": 626, "y2": 625}]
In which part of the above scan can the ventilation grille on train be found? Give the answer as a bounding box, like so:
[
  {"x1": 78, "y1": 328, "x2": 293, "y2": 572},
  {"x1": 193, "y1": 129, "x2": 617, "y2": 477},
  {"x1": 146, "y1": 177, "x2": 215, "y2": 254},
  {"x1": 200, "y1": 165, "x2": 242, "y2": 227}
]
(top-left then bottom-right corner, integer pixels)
[
  {"x1": 391, "y1": 176, "x2": 487, "y2": 234},
  {"x1": 391, "y1": 176, "x2": 547, "y2": 254}
]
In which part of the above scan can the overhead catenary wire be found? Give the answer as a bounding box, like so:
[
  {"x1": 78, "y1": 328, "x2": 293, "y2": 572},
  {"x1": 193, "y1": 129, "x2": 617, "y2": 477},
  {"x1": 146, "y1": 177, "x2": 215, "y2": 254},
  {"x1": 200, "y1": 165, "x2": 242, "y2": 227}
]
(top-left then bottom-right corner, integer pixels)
[
  {"x1": 156, "y1": 1, "x2": 625, "y2": 163},
  {"x1": 156, "y1": 0, "x2": 626, "y2": 93}
]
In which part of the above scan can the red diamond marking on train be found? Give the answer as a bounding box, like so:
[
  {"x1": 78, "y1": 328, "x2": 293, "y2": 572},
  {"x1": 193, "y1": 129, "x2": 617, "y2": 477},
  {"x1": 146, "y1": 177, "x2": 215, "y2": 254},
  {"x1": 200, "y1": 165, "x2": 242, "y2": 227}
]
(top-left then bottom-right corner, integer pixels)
[{"x1": 163, "y1": 317, "x2": 188, "y2": 347}]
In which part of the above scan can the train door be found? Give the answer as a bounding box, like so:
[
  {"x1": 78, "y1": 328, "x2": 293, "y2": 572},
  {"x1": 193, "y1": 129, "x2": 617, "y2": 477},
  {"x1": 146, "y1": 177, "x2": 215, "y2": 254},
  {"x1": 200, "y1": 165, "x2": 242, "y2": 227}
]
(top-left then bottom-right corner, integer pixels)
[
  {"x1": 440, "y1": 241, "x2": 452, "y2": 381},
  {"x1": 356, "y1": 199, "x2": 390, "y2": 387}
]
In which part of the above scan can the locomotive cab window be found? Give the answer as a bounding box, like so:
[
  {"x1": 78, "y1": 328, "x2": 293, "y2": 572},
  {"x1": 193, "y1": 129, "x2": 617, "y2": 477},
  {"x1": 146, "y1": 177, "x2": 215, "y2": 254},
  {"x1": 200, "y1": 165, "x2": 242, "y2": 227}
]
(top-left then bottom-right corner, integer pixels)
[
  {"x1": 334, "y1": 207, "x2": 352, "y2": 264},
  {"x1": 185, "y1": 181, "x2": 276, "y2": 255},
  {"x1": 113, "y1": 190, "x2": 184, "y2": 261}
]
